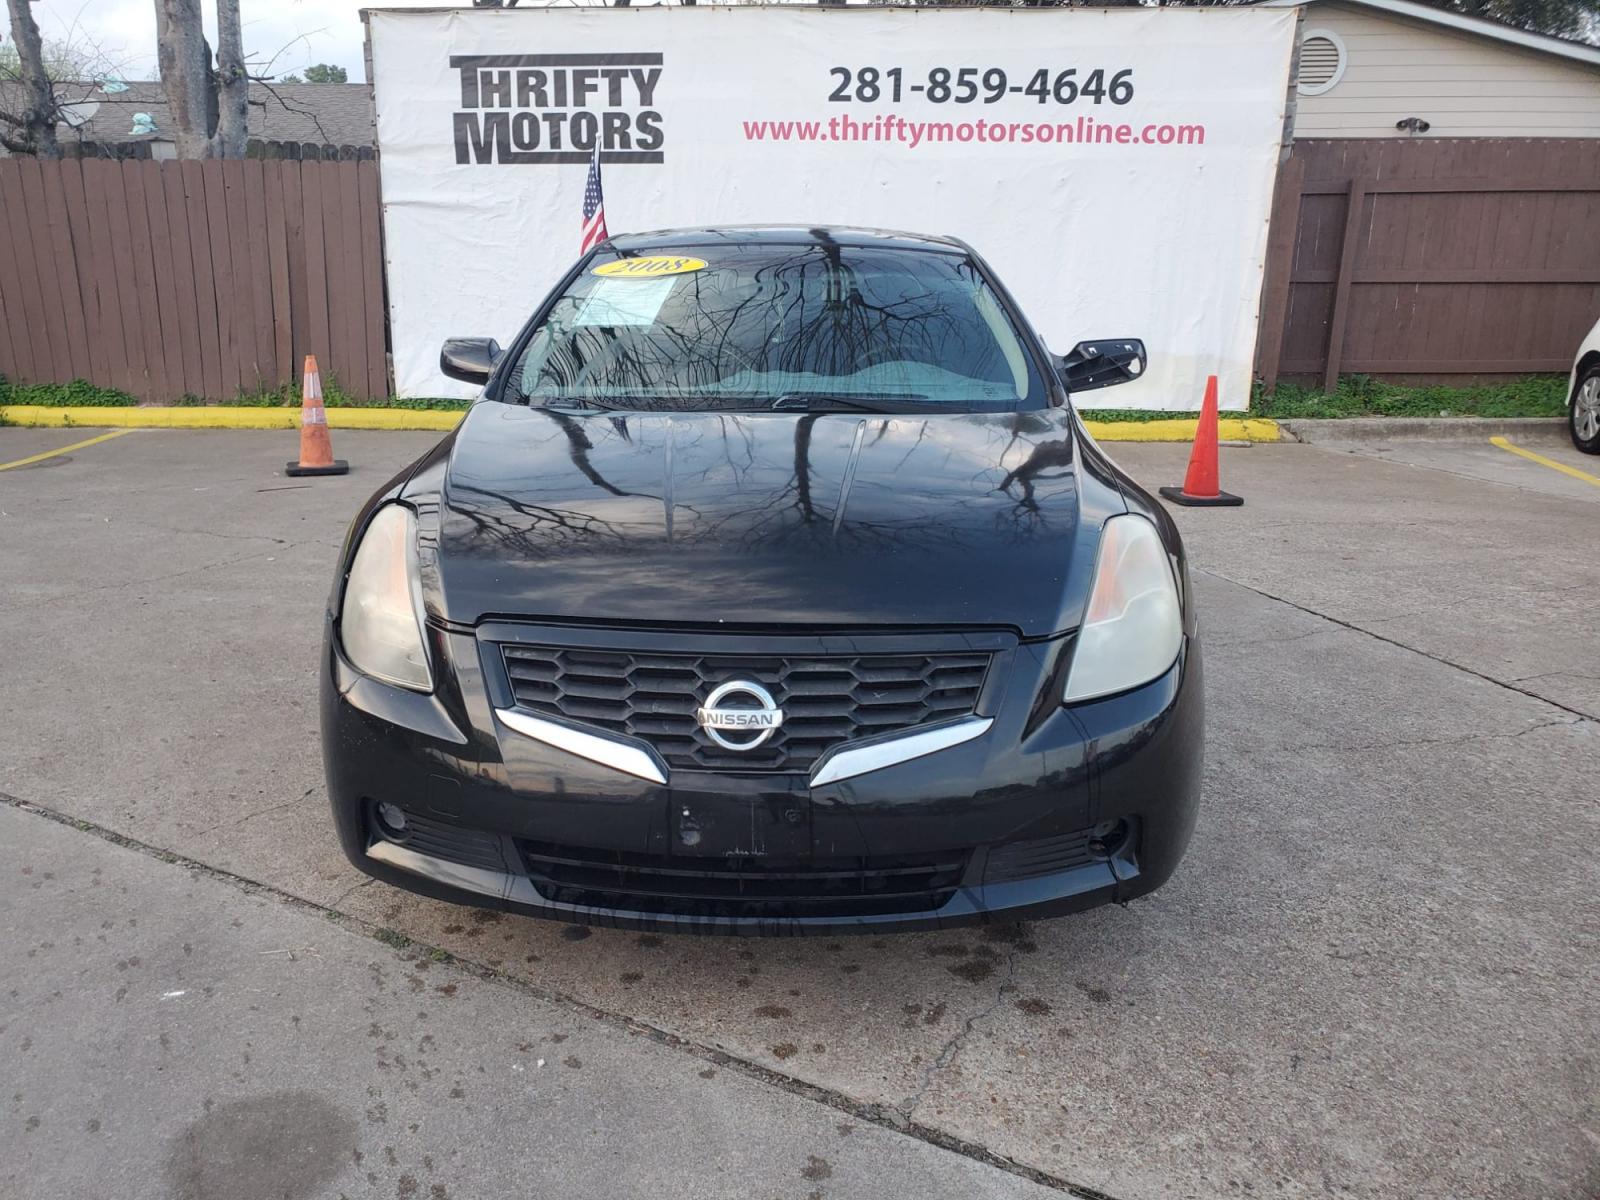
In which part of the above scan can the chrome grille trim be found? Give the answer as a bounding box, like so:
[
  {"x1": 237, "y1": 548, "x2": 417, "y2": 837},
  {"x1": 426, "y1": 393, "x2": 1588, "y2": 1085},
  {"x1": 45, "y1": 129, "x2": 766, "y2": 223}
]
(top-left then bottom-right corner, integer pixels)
[
  {"x1": 495, "y1": 708, "x2": 669, "y2": 785},
  {"x1": 808, "y1": 716, "x2": 993, "y2": 787}
]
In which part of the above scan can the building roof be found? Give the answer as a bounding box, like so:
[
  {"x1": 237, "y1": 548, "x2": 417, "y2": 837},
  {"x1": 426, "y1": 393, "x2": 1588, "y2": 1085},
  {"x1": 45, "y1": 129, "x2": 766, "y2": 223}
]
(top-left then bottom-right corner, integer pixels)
[
  {"x1": 0, "y1": 80, "x2": 374, "y2": 147},
  {"x1": 1259, "y1": 0, "x2": 1600, "y2": 68}
]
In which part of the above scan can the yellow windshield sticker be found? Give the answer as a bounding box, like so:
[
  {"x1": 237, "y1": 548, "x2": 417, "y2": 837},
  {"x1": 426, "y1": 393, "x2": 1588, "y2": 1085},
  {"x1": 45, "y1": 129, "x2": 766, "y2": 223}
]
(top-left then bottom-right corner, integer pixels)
[{"x1": 593, "y1": 256, "x2": 707, "y2": 279}]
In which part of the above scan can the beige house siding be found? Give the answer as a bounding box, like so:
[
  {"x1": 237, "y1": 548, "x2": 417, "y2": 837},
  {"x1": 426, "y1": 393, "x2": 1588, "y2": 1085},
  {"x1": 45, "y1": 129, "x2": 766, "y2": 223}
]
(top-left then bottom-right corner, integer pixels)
[{"x1": 1293, "y1": 2, "x2": 1600, "y2": 138}]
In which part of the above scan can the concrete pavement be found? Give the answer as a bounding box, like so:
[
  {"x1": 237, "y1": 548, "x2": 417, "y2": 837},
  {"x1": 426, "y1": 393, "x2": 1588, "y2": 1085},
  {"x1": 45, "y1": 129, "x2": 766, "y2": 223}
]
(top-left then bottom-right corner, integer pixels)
[
  {"x1": 1109, "y1": 439, "x2": 1600, "y2": 719},
  {"x1": 1, "y1": 425, "x2": 1597, "y2": 1199},
  {"x1": 1276, "y1": 416, "x2": 1565, "y2": 444},
  {"x1": 2, "y1": 802, "x2": 1060, "y2": 1200},
  {"x1": 1274, "y1": 418, "x2": 1600, "y2": 507}
]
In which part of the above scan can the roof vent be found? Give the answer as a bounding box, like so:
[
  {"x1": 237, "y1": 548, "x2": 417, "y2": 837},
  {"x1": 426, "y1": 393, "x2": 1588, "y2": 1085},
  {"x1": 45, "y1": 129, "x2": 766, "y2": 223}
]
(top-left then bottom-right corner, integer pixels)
[{"x1": 1297, "y1": 30, "x2": 1347, "y2": 96}]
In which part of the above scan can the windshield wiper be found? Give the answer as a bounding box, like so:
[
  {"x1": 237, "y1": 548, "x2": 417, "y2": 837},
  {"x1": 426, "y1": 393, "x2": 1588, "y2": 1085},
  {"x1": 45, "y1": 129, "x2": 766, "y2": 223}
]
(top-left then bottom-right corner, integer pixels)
[{"x1": 769, "y1": 393, "x2": 930, "y2": 413}]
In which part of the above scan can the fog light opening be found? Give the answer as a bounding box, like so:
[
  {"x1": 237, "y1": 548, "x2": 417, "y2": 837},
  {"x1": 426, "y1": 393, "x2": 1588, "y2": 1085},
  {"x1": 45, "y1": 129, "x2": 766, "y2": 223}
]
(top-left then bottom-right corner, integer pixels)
[
  {"x1": 1087, "y1": 818, "x2": 1130, "y2": 860},
  {"x1": 374, "y1": 801, "x2": 409, "y2": 840}
]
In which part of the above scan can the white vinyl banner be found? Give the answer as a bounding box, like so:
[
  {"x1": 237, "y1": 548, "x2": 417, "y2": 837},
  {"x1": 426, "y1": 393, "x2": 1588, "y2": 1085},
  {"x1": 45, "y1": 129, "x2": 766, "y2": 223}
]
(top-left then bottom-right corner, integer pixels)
[{"x1": 369, "y1": 5, "x2": 1296, "y2": 408}]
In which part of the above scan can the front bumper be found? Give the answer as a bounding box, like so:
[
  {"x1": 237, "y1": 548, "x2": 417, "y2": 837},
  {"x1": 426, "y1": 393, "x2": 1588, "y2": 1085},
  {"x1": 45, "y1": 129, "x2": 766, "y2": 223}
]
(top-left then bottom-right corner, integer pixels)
[{"x1": 321, "y1": 623, "x2": 1204, "y2": 935}]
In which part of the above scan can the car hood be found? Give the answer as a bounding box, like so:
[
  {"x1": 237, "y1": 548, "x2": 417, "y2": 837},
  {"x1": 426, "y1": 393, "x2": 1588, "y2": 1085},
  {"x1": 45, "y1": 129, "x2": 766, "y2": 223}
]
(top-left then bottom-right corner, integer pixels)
[{"x1": 429, "y1": 402, "x2": 1102, "y2": 635}]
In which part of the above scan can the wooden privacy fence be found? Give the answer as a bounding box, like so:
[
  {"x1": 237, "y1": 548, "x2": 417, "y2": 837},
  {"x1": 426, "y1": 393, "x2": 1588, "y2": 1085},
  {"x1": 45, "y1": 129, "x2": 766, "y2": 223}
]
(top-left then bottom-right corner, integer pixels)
[
  {"x1": 44, "y1": 140, "x2": 376, "y2": 161},
  {"x1": 1257, "y1": 139, "x2": 1600, "y2": 390},
  {"x1": 0, "y1": 157, "x2": 388, "y2": 402}
]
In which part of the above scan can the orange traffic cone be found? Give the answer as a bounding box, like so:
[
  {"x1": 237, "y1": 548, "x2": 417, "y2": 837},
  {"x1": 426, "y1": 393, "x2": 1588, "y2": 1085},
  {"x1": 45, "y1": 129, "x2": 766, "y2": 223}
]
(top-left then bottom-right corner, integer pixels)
[
  {"x1": 1159, "y1": 375, "x2": 1242, "y2": 507},
  {"x1": 285, "y1": 355, "x2": 348, "y2": 477}
]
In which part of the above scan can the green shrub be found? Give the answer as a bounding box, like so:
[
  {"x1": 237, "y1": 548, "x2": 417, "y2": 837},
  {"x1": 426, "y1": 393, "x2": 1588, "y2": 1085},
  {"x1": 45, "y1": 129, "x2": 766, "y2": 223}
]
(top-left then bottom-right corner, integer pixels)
[
  {"x1": 231, "y1": 376, "x2": 468, "y2": 410},
  {"x1": 1079, "y1": 374, "x2": 1568, "y2": 423},
  {"x1": 1252, "y1": 374, "x2": 1567, "y2": 420},
  {"x1": 0, "y1": 373, "x2": 469, "y2": 411},
  {"x1": 0, "y1": 376, "x2": 138, "y2": 407}
]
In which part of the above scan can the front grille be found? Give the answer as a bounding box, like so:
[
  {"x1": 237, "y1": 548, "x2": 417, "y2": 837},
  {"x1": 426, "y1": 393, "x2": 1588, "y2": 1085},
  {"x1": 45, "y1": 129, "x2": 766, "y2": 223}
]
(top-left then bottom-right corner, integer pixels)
[
  {"x1": 520, "y1": 839, "x2": 968, "y2": 918},
  {"x1": 500, "y1": 645, "x2": 991, "y2": 773}
]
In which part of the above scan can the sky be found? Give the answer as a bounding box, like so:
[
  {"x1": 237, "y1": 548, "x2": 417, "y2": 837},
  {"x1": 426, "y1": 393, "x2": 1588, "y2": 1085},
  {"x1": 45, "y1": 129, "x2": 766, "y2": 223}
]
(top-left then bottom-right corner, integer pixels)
[
  {"x1": 22, "y1": 0, "x2": 496, "y2": 83},
  {"x1": 21, "y1": 0, "x2": 1598, "y2": 85}
]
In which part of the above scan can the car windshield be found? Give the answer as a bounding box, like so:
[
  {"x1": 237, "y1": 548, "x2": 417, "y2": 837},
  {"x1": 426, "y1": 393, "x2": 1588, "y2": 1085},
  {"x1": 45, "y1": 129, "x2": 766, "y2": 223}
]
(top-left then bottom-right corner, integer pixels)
[{"x1": 507, "y1": 243, "x2": 1045, "y2": 413}]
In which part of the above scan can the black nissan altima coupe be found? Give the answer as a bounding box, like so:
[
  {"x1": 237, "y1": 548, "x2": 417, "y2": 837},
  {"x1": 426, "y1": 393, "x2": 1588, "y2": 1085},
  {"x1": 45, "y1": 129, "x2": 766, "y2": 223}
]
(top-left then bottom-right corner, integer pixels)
[{"x1": 321, "y1": 226, "x2": 1203, "y2": 935}]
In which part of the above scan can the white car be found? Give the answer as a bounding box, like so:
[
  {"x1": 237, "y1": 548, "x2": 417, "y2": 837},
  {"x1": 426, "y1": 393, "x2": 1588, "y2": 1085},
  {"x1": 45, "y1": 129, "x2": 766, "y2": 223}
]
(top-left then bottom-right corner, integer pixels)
[{"x1": 1571, "y1": 317, "x2": 1600, "y2": 454}]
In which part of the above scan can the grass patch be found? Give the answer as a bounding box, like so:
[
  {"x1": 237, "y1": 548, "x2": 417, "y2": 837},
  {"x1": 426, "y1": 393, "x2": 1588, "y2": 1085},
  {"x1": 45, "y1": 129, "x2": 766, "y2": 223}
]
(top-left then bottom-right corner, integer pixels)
[
  {"x1": 1253, "y1": 374, "x2": 1567, "y2": 420},
  {"x1": 373, "y1": 928, "x2": 413, "y2": 950},
  {"x1": 0, "y1": 373, "x2": 469, "y2": 411},
  {"x1": 208, "y1": 379, "x2": 468, "y2": 410},
  {"x1": 0, "y1": 376, "x2": 138, "y2": 407},
  {"x1": 1079, "y1": 373, "x2": 1568, "y2": 423},
  {"x1": 1077, "y1": 408, "x2": 1202, "y2": 423}
]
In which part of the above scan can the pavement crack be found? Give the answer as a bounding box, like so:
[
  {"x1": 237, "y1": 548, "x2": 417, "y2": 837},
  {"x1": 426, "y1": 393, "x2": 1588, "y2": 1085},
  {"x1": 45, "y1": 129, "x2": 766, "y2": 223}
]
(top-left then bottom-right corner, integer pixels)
[
  {"x1": 200, "y1": 788, "x2": 319, "y2": 839},
  {"x1": 0, "y1": 791, "x2": 1120, "y2": 1200},
  {"x1": 1205, "y1": 626, "x2": 1334, "y2": 649},
  {"x1": 13, "y1": 537, "x2": 329, "y2": 608},
  {"x1": 1510, "y1": 669, "x2": 1600, "y2": 684},
  {"x1": 17, "y1": 549, "x2": 286, "y2": 607},
  {"x1": 1289, "y1": 716, "x2": 1588, "y2": 756},
  {"x1": 901, "y1": 949, "x2": 1020, "y2": 1122},
  {"x1": 116, "y1": 521, "x2": 293, "y2": 547},
  {"x1": 1195, "y1": 567, "x2": 1600, "y2": 724},
  {"x1": 330, "y1": 876, "x2": 378, "y2": 909}
]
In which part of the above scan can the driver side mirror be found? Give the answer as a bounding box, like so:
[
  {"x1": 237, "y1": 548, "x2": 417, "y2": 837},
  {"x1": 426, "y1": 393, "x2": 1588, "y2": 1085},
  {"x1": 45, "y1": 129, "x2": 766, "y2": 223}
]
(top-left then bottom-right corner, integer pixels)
[
  {"x1": 1054, "y1": 339, "x2": 1147, "y2": 393},
  {"x1": 440, "y1": 336, "x2": 503, "y2": 385}
]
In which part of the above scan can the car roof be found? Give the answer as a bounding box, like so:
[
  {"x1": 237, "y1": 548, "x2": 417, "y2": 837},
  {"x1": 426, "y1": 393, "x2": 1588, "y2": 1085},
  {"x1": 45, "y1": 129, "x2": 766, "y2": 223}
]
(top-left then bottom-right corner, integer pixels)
[{"x1": 603, "y1": 226, "x2": 971, "y2": 256}]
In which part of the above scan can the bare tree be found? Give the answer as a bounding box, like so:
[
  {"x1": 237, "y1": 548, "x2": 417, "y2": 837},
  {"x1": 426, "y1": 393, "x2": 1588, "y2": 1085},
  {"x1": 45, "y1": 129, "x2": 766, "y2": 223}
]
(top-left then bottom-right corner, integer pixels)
[
  {"x1": 153, "y1": 0, "x2": 216, "y2": 157},
  {"x1": 2, "y1": 27, "x2": 138, "y2": 156},
  {"x1": 2, "y1": 0, "x2": 59, "y2": 156},
  {"x1": 213, "y1": 0, "x2": 246, "y2": 156},
  {"x1": 152, "y1": 0, "x2": 248, "y2": 157}
]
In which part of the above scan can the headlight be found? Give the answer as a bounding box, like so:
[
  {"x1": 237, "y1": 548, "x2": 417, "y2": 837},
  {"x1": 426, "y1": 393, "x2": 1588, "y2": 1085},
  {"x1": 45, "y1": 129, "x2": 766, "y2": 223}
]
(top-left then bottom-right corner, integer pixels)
[
  {"x1": 339, "y1": 504, "x2": 433, "y2": 692},
  {"x1": 1063, "y1": 514, "x2": 1183, "y2": 704}
]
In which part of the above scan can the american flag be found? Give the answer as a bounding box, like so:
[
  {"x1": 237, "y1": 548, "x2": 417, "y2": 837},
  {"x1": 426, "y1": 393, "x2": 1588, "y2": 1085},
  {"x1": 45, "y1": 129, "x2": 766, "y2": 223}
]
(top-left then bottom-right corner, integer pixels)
[{"x1": 580, "y1": 146, "x2": 608, "y2": 253}]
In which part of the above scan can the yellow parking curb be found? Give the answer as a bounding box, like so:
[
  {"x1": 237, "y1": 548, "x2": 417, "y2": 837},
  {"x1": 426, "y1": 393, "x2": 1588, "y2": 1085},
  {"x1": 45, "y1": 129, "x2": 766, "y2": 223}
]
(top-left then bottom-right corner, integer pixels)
[
  {"x1": 0, "y1": 406, "x2": 466, "y2": 431},
  {"x1": 2, "y1": 406, "x2": 1281, "y2": 443},
  {"x1": 1082, "y1": 418, "x2": 1280, "y2": 443}
]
